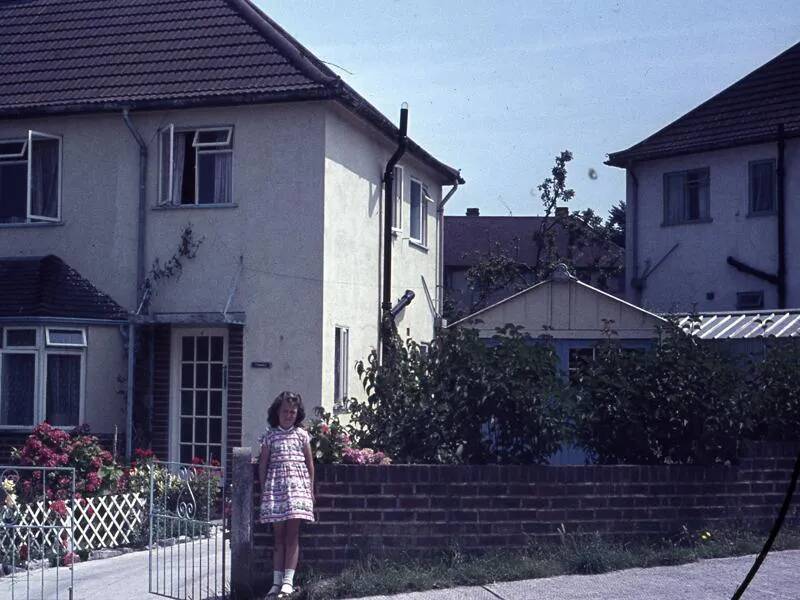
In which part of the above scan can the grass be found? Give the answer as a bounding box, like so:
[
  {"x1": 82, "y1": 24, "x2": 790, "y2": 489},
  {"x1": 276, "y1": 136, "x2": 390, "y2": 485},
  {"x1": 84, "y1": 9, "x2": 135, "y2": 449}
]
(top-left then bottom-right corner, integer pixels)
[{"x1": 292, "y1": 525, "x2": 800, "y2": 600}]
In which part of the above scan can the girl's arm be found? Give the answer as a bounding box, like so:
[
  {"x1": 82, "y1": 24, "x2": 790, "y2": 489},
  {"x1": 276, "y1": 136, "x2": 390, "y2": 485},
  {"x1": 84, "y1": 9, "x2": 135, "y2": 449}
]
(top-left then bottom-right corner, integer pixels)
[
  {"x1": 303, "y1": 439, "x2": 315, "y2": 502},
  {"x1": 258, "y1": 441, "x2": 270, "y2": 491}
]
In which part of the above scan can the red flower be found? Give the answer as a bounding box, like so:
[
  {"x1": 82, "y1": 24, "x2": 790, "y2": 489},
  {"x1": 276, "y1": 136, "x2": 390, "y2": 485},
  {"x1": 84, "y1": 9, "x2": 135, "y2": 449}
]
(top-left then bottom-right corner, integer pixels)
[
  {"x1": 62, "y1": 552, "x2": 80, "y2": 566},
  {"x1": 50, "y1": 500, "x2": 68, "y2": 518},
  {"x1": 18, "y1": 544, "x2": 28, "y2": 562},
  {"x1": 191, "y1": 457, "x2": 204, "y2": 465}
]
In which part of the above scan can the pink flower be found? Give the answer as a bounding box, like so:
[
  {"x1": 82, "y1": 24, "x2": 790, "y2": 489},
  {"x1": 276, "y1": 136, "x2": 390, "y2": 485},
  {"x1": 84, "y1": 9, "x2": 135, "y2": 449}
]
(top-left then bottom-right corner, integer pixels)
[
  {"x1": 62, "y1": 552, "x2": 80, "y2": 566},
  {"x1": 50, "y1": 500, "x2": 68, "y2": 518}
]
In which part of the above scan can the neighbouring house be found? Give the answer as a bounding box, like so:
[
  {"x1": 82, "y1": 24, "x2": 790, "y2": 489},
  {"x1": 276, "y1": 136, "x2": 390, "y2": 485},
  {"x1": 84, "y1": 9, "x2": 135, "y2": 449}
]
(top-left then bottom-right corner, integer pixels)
[
  {"x1": 0, "y1": 0, "x2": 462, "y2": 467},
  {"x1": 447, "y1": 264, "x2": 663, "y2": 378},
  {"x1": 607, "y1": 40, "x2": 800, "y2": 313},
  {"x1": 443, "y1": 207, "x2": 624, "y2": 320}
]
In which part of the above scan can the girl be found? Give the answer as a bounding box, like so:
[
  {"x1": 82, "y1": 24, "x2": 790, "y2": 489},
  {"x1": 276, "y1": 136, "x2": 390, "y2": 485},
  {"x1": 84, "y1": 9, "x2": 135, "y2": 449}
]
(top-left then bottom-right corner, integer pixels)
[{"x1": 258, "y1": 391, "x2": 315, "y2": 598}]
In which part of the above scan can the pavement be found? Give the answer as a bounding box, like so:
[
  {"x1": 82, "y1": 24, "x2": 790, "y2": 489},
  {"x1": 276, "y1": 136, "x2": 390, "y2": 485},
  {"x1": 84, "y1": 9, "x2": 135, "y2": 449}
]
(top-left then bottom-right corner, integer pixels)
[
  {"x1": 344, "y1": 550, "x2": 800, "y2": 600},
  {"x1": 0, "y1": 531, "x2": 229, "y2": 600}
]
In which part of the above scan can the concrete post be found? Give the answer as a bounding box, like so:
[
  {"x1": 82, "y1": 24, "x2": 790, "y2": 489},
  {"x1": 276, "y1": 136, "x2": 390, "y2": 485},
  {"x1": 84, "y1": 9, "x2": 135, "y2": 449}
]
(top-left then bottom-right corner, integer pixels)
[{"x1": 231, "y1": 446, "x2": 254, "y2": 599}]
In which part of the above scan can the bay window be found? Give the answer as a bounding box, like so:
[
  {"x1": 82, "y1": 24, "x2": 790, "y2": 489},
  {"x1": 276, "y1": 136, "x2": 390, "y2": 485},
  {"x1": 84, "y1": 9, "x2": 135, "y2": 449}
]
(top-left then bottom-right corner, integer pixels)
[
  {"x1": 0, "y1": 326, "x2": 85, "y2": 429},
  {"x1": 0, "y1": 131, "x2": 61, "y2": 224},
  {"x1": 159, "y1": 125, "x2": 233, "y2": 206}
]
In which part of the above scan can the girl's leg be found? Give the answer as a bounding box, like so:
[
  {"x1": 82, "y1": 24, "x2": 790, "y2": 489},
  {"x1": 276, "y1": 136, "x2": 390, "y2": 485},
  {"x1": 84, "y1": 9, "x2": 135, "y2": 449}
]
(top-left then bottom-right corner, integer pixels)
[
  {"x1": 281, "y1": 519, "x2": 301, "y2": 592},
  {"x1": 270, "y1": 522, "x2": 286, "y2": 595}
]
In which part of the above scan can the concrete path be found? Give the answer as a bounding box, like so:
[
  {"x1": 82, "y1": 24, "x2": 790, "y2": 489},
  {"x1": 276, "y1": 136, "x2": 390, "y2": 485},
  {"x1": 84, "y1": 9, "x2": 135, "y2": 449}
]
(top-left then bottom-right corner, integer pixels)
[
  {"x1": 345, "y1": 550, "x2": 800, "y2": 600},
  {"x1": 0, "y1": 532, "x2": 230, "y2": 600}
]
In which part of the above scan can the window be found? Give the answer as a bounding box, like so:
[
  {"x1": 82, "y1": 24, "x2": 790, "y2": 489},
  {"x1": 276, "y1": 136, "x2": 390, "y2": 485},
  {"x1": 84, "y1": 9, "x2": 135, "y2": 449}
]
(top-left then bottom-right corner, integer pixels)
[
  {"x1": 737, "y1": 291, "x2": 764, "y2": 310},
  {"x1": 334, "y1": 326, "x2": 349, "y2": 405},
  {"x1": 159, "y1": 126, "x2": 233, "y2": 206},
  {"x1": 0, "y1": 326, "x2": 84, "y2": 428},
  {"x1": 749, "y1": 160, "x2": 776, "y2": 214},
  {"x1": 392, "y1": 166, "x2": 403, "y2": 230},
  {"x1": 0, "y1": 131, "x2": 61, "y2": 224},
  {"x1": 567, "y1": 347, "x2": 595, "y2": 384},
  {"x1": 663, "y1": 168, "x2": 710, "y2": 225},
  {"x1": 409, "y1": 178, "x2": 429, "y2": 245}
]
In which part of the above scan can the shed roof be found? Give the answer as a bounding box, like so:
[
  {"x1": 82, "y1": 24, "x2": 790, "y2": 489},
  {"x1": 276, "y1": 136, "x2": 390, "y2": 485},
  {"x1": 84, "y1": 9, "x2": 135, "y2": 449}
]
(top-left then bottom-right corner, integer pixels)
[
  {"x1": 676, "y1": 310, "x2": 800, "y2": 339},
  {"x1": 0, "y1": 255, "x2": 127, "y2": 321},
  {"x1": 607, "y1": 40, "x2": 800, "y2": 166},
  {"x1": 0, "y1": 0, "x2": 462, "y2": 183}
]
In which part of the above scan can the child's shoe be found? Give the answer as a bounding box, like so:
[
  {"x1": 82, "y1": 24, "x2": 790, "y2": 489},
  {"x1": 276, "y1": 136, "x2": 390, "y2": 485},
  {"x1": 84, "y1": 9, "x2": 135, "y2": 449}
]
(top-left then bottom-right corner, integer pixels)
[
  {"x1": 278, "y1": 583, "x2": 294, "y2": 597},
  {"x1": 266, "y1": 584, "x2": 281, "y2": 598}
]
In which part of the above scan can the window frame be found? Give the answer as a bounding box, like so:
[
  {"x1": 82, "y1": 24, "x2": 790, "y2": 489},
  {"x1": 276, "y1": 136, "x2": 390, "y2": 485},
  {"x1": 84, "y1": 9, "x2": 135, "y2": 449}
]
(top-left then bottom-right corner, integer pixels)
[
  {"x1": 158, "y1": 125, "x2": 234, "y2": 207},
  {"x1": 334, "y1": 325, "x2": 349, "y2": 405},
  {"x1": 748, "y1": 159, "x2": 777, "y2": 216},
  {"x1": 662, "y1": 167, "x2": 711, "y2": 226},
  {"x1": 409, "y1": 176, "x2": 429, "y2": 246},
  {"x1": 45, "y1": 327, "x2": 87, "y2": 348},
  {"x1": 0, "y1": 131, "x2": 62, "y2": 225},
  {"x1": 0, "y1": 325, "x2": 86, "y2": 430},
  {"x1": 736, "y1": 291, "x2": 764, "y2": 310}
]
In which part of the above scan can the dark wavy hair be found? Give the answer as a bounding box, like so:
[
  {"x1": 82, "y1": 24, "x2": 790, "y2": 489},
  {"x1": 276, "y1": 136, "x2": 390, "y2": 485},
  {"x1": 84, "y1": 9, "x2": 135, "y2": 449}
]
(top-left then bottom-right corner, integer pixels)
[{"x1": 267, "y1": 391, "x2": 306, "y2": 428}]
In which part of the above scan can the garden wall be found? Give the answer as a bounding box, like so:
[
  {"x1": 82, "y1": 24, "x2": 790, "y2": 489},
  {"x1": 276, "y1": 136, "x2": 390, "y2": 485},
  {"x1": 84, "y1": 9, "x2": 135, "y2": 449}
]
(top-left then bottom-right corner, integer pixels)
[{"x1": 230, "y1": 443, "x2": 800, "y2": 596}]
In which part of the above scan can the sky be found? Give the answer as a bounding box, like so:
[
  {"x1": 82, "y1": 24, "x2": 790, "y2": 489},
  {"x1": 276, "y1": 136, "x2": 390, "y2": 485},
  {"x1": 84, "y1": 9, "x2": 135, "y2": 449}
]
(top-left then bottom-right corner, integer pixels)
[{"x1": 258, "y1": 1, "x2": 800, "y2": 220}]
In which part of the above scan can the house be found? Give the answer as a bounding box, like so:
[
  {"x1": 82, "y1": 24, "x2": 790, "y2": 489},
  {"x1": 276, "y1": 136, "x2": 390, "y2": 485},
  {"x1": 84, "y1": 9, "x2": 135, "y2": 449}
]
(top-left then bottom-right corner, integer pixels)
[
  {"x1": 447, "y1": 264, "x2": 663, "y2": 377},
  {"x1": 443, "y1": 207, "x2": 624, "y2": 320},
  {"x1": 0, "y1": 0, "x2": 462, "y2": 466},
  {"x1": 607, "y1": 41, "x2": 800, "y2": 314}
]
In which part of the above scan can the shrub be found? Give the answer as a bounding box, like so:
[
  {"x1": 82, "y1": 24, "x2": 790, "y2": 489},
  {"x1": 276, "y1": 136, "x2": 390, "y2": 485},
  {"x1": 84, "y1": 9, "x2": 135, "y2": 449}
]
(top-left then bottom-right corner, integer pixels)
[
  {"x1": 571, "y1": 324, "x2": 746, "y2": 465},
  {"x1": 349, "y1": 323, "x2": 566, "y2": 464}
]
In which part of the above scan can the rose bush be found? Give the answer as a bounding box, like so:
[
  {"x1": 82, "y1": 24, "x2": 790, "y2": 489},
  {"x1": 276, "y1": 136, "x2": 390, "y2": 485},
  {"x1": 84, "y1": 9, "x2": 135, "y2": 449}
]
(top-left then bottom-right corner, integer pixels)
[{"x1": 309, "y1": 408, "x2": 391, "y2": 465}]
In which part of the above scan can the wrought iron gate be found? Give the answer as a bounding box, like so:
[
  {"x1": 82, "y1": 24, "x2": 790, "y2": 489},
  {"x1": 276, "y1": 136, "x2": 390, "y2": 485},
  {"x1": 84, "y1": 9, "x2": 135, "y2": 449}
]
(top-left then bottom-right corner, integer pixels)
[
  {"x1": 0, "y1": 466, "x2": 76, "y2": 600},
  {"x1": 148, "y1": 461, "x2": 227, "y2": 599}
]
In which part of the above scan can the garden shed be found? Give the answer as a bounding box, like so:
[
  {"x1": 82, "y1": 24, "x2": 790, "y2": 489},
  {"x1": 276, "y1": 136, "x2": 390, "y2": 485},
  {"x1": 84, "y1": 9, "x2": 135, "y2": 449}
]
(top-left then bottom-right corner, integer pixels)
[{"x1": 447, "y1": 264, "x2": 666, "y2": 376}]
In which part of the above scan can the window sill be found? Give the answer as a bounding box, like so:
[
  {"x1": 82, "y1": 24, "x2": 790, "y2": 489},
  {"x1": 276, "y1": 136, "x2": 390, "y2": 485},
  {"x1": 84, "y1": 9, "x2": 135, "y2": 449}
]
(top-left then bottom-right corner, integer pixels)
[
  {"x1": 409, "y1": 239, "x2": 429, "y2": 252},
  {"x1": 0, "y1": 221, "x2": 64, "y2": 229},
  {"x1": 152, "y1": 203, "x2": 238, "y2": 211},
  {"x1": 660, "y1": 218, "x2": 713, "y2": 227}
]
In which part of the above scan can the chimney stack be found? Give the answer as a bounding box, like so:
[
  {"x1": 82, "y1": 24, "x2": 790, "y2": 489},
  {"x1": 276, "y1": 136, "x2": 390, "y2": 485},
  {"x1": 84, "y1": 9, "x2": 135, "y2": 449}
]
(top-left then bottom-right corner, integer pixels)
[{"x1": 466, "y1": 207, "x2": 480, "y2": 217}]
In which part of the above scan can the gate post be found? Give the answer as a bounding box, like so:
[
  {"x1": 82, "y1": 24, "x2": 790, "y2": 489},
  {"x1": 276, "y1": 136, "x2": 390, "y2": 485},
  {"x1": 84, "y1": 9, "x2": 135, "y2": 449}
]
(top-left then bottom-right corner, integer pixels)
[{"x1": 231, "y1": 447, "x2": 254, "y2": 599}]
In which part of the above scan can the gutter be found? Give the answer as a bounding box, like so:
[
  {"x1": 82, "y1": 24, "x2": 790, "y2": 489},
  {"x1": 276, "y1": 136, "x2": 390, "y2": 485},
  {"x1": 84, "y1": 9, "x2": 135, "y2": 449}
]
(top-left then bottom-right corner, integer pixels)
[
  {"x1": 435, "y1": 180, "x2": 460, "y2": 328},
  {"x1": 122, "y1": 109, "x2": 148, "y2": 462},
  {"x1": 379, "y1": 104, "x2": 409, "y2": 362}
]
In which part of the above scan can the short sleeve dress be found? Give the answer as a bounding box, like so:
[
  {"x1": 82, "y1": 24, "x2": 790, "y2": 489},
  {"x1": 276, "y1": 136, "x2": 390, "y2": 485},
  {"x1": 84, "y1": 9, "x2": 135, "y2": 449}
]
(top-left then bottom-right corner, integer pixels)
[{"x1": 259, "y1": 426, "x2": 315, "y2": 523}]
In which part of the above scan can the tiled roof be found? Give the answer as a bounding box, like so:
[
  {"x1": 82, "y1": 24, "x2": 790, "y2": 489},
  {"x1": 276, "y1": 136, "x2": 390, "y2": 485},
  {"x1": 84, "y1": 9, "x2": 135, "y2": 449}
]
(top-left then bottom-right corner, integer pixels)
[
  {"x1": 676, "y1": 310, "x2": 800, "y2": 339},
  {"x1": 443, "y1": 215, "x2": 623, "y2": 270},
  {"x1": 0, "y1": 0, "x2": 462, "y2": 183},
  {"x1": 0, "y1": 255, "x2": 127, "y2": 320},
  {"x1": 607, "y1": 41, "x2": 800, "y2": 166}
]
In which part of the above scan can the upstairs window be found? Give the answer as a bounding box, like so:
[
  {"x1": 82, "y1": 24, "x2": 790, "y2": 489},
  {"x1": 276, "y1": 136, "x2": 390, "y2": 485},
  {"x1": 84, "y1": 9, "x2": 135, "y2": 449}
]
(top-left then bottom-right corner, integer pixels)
[
  {"x1": 392, "y1": 166, "x2": 403, "y2": 230},
  {"x1": 409, "y1": 178, "x2": 430, "y2": 245},
  {"x1": 159, "y1": 126, "x2": 233, "y2": 206},
  {"x1": 663, "y1": 168, "x2": 710, "y2": 225},
  {"x1": 749, "y1": 160, "x2": 776, "y2": 214},
  {"x1": 0, "y1": 131, "x2": 61, "y2": 224}
]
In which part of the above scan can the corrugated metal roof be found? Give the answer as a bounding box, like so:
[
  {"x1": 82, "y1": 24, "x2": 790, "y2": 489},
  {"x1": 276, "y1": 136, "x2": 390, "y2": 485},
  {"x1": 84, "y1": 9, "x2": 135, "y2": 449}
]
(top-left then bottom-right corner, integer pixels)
[{"x1": 676, "y1": 310, "x2": 800, "y2": 339}]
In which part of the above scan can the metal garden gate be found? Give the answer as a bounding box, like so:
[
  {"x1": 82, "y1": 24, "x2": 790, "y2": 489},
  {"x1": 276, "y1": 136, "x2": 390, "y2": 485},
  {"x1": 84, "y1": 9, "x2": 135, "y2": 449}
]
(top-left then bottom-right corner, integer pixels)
[
  {"x1": 0, "y1": 466, "x2": 76, "y2": 600},
  {"x1": 148, "y1": 461, "x2": 227, "y2": 600}
]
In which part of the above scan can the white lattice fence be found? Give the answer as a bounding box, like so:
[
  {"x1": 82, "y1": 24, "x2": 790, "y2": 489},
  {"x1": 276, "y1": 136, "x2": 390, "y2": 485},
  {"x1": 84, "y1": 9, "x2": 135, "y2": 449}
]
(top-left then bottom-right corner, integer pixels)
[{"x1": 1, "y1": 493, "x2": 146, "y2": 553}]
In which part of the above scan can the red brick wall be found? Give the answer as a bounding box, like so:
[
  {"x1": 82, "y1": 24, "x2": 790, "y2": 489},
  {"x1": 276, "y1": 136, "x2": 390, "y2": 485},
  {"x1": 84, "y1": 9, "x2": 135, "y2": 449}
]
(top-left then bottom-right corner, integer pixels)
[{"x1": 249, "y1": 443, "x2": 799, "y2": 574}]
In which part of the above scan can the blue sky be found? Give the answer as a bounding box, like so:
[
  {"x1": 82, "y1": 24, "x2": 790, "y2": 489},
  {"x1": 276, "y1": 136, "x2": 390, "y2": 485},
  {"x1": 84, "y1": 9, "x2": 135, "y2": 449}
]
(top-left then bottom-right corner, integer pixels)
[{"x1": 259, "y1": 1, "x2": 799, "y2": 220}]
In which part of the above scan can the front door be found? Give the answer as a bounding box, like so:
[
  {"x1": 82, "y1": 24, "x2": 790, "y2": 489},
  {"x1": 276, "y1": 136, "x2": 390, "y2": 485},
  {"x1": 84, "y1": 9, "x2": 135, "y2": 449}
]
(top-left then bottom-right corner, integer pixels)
[{"x1": 171, "y1": 329, "x2": 227, "y2": 465}]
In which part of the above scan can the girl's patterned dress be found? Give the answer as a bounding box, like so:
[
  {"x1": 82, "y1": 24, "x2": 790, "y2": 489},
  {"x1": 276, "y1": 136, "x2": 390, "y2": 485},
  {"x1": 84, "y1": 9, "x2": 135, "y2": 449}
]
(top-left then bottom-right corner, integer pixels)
[{"x1": 259, "y1": 426, "x2": 315, "y2": 523}]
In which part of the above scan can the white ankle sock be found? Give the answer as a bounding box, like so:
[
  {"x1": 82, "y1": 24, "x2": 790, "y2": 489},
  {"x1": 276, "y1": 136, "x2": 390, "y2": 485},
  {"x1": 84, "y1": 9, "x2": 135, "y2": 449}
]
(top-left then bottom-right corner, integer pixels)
[
  {"x1": 271, "y1": 570, "x2": 283, "y2": 589},
  {"x1": 282, "y1": 568, "x2": 295, "y2": 586}
]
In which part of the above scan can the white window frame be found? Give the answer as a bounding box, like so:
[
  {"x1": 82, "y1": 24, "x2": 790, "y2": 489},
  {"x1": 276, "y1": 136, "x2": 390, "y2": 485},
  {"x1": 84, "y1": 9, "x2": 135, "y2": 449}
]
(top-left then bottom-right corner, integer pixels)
[
  {"x1": 45, "y1": 327, "x2": 87, "y2": 348},
  {"x1": 392, "y1": 166, "x2": 403, "y2": 232},
  {"x1": 0, "y1": 131, "x2": 61, "y2": 224},
  {"x1": 663, "y1": 168, "x2": 710, "y2": 225},
  {"x1": 409, "y1": 177, "x2": 429, "y2": 246},
  {"x1": 158, "y1": 125, "x2": 234, "y2": 206},
  {"x1": 334, "y1": 326, "x2": 349, "y2": 404},
  {"x1": 0, "y1": 325, "x2": 86, "y2": 430},
  {"x1": 748, "y1": 159, "x2": 777, "y2": 215}
]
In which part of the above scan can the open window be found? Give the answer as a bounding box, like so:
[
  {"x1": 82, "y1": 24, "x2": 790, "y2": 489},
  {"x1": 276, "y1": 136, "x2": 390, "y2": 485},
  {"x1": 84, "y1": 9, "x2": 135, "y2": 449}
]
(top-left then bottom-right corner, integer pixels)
[
  {"x1": 392, "y1": 165, "x2": 403, "y2": 230},
  {"x1": 0, "y1": 131, "x2": 61, "y2": 224},
  {"x1": 409, "y1": 178, "x2": 430, "y2": 246},
  {"x1": 159, "y1": 125, "x2": 233, "y2": 206}
]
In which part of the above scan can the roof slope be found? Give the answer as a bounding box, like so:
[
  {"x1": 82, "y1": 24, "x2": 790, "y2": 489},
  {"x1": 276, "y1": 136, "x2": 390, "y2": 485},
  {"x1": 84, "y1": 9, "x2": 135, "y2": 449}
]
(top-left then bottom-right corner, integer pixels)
[
  {"x1": 0, "y1": 255, "x2": 127, "y2": 320},
  {"x1": 444, "y1": 215, "x2": 623, "y2": 270},
  {"x1": 607, "y1": 40, "x2": 800, "y2": 166},
  {"x1": 0, "y1": 0, "x2": 461, "y2": 182}
]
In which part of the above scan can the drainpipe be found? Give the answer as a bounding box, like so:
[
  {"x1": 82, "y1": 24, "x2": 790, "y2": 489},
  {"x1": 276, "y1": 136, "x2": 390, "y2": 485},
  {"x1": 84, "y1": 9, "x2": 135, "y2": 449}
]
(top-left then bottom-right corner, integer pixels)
[
  {"x1": 435, "y1": 180, "x2": 460, "y2": 328},
  {"x1": 627, "y1": 163, "x2": 641, "y2": 304},
  {"x1": 380, "y1": 103, "x2": 409, "y2": 362},
  {"x1": 122, "y1": 109, "x2": 148, "y2": 462},
  {"x1": 777, "y1": 124, "x2": 786, "y2": 309}
]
